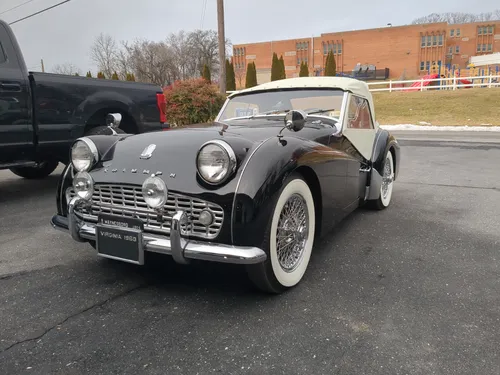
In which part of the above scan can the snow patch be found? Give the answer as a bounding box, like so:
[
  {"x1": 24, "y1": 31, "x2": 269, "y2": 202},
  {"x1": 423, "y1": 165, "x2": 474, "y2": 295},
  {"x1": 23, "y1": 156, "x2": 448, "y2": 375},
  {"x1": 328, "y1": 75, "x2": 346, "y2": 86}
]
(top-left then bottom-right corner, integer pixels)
[{"x1": 380, "y1": 124, "x2": 500, "y2": 131}]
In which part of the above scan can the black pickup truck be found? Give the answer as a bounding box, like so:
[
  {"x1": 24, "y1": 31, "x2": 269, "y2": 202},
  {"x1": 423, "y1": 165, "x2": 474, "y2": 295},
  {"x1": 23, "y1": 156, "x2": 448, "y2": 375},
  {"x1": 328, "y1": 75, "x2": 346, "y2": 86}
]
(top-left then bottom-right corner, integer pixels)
[{"x1": 0, "y1": 19, "x2": 168, "y2": 179}]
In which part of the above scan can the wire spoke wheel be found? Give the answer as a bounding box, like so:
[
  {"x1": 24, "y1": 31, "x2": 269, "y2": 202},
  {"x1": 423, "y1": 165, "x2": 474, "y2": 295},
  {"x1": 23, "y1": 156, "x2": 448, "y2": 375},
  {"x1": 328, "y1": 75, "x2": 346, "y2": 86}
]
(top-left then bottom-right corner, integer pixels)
[{"x1": 276, "y1": 194, "x2": 309, "y2": 272}]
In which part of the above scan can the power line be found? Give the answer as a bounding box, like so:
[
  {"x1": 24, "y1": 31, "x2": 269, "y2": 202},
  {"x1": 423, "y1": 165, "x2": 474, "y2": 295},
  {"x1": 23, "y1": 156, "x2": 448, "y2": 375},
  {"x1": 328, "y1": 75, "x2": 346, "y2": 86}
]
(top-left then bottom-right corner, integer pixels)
[
  {"x1": 8, "y1": 0, "x2": 71, "y2": 26},
  {"x1": 200, "y1": 0, "x2": 207, "y2": 29},
  {"x1": 0, "y1": 0, "x2": 37, "y2": 16}
]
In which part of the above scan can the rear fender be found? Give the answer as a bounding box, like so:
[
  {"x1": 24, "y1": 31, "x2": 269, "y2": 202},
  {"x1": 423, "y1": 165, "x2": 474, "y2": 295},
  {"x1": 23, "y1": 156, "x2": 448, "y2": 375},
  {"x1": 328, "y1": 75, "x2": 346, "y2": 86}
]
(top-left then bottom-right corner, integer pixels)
[{"x1": 368, "y1": 129, "x2": 400, "y2": 200}]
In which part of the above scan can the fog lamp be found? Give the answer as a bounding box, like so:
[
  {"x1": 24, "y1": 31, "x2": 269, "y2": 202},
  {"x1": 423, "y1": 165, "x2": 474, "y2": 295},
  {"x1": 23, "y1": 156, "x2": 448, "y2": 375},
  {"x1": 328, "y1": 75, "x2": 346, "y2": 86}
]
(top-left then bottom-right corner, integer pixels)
[
  {"x1": 198, "y1": 210, "x2": 214, "y2": 226},
  {"x1": 142, "y1": 176, "x2": 168, "y2": 209},
  {"x1": 73, "y1": 171, "x2": 94, "y2": 200}
]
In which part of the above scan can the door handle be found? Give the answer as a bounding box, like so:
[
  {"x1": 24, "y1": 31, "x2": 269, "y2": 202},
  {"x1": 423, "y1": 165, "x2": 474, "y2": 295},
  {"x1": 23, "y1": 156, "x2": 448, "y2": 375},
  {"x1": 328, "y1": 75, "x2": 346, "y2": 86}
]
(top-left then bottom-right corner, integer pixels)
[{"x1": 0, "y1": 83, "x2": 22, "y2": 91}]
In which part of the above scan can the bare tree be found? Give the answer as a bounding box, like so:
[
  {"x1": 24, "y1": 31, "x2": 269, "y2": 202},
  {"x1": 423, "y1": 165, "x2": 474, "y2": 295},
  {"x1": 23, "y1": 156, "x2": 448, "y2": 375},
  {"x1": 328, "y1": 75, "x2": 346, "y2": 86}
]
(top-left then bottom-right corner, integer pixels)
[
  {"x1": 52, "y1": 62, "x2": 82, "y2": 76},
  {"x1": 412, "y1": 10, "x2": 500, "y2": 24},
  {"x1": 124, "y1": 39, "x2": 177, "y2": 86},
  {"x1": 90, "y1": 33, "x2": 118, "y2": 78}
]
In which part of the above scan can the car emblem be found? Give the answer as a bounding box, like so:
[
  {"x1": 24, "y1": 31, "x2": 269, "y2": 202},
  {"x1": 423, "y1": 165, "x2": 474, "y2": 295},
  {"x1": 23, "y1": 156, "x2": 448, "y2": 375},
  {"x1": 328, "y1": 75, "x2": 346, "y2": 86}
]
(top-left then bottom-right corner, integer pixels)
[{"x1": 140, "y1": 144, "x2": 156, "y2": 159}]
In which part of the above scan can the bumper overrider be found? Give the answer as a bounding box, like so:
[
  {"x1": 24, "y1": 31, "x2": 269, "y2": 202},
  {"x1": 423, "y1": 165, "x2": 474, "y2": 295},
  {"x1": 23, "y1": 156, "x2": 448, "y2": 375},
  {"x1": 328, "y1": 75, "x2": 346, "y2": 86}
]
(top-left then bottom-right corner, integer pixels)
[{"x1": 51, "y1": 197, "x2": 267, "y2": 266}]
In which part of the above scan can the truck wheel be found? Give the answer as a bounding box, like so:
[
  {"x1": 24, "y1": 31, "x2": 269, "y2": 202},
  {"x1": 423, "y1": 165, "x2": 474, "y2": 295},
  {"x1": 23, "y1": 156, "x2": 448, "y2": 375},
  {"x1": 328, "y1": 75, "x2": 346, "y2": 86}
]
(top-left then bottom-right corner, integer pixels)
[
  {"x1": 10, "y1": 160, "x2": 59, "y2": 179},
  {"x1": 85, "y1": 126, "x2": 126, "y2": 136}
]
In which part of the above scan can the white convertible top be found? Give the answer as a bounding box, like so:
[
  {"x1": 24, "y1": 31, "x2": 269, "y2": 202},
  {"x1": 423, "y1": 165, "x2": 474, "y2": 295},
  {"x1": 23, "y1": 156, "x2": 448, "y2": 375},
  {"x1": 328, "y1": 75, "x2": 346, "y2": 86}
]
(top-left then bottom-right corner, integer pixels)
[{"x1": 228, "y1": 76, "x2": 375, "y2": 121}]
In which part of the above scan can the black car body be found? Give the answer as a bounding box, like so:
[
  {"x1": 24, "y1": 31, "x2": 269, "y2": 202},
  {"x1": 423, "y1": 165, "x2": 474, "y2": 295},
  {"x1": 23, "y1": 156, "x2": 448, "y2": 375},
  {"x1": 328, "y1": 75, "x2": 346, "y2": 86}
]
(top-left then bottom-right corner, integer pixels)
[
  {"x1": 0, "y1": 19, "x2": 168, "y2": 179},
  {"x1": 52, "y1": 76, "x2": 400, "y2": 293}
]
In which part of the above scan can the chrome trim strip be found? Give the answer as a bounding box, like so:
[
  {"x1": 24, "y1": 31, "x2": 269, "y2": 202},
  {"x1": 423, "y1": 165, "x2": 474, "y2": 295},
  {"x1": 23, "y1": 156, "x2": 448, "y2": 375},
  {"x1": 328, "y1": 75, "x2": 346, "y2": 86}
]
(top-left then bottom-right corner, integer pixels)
[
  {"x1": 230, "y1": 137, "x2": 275, "y2": 244},
  {"x1": 58, "y1": 164, "x2": 72, "y2": 214}
]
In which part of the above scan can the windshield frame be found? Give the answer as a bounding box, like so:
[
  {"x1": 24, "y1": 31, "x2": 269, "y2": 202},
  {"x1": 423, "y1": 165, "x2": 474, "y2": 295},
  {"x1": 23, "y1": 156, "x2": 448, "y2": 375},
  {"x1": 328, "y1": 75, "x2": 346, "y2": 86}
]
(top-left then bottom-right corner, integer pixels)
[{"x1": 215, "y1": 87, "x2": 349, "y2": 125}]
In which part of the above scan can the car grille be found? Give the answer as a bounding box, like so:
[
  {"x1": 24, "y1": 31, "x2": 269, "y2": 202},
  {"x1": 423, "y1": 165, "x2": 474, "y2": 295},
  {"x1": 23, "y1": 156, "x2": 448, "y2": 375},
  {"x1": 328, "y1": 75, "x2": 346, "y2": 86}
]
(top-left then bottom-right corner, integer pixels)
[{"x1": 66, "y1": 184, "x2": 224, "y2": 239}]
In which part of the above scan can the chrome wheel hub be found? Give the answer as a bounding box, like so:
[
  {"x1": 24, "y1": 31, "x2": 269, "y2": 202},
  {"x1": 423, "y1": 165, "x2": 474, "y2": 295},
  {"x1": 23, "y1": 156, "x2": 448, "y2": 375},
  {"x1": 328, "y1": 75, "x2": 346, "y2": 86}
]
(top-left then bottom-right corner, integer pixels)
[
  {"x1": 276, "y1": 194, "x2": 309, "y2": 272},
  {"x1": 381, "y1": 157, "x2": 393, "y2": 199}
]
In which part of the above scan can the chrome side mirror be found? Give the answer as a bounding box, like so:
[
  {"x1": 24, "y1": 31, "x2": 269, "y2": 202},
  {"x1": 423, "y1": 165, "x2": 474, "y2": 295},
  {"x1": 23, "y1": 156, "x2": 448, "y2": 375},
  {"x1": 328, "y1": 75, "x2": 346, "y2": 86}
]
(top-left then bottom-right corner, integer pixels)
[
  {"x1": 106, "y1": 113, "x2": 122, "y2": 128},
  {"x1": 284, "y1": 110, "x2": 307, "y2": 132}
]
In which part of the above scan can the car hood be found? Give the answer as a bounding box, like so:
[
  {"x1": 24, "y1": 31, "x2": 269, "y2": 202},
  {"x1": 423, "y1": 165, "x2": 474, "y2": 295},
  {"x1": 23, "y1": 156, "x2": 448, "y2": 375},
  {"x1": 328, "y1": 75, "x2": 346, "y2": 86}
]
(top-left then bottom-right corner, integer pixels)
[{"x1": 89, "y1": 122, "x2": 287, "y2": 194}]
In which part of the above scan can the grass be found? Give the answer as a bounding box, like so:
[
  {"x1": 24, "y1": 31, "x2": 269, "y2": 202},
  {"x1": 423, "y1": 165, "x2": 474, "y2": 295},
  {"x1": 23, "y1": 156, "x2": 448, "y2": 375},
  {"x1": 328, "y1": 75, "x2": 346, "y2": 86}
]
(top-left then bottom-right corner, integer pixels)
[{"x1": 372, "y1": 88, "x2": 500, "y2": 126}]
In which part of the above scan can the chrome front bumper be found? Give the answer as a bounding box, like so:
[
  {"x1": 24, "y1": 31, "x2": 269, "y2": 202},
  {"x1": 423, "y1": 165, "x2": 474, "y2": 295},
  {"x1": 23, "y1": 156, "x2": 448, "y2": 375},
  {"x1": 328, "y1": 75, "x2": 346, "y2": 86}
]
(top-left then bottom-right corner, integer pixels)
[{"x1": 51, "y1": 197, "x2": 267, "y2": 266}]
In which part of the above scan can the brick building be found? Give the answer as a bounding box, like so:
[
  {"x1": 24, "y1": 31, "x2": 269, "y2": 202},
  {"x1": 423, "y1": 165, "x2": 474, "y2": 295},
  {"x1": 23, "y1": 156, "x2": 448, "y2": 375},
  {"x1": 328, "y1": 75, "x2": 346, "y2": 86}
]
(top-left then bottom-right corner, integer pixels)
[{"x1": 231, "y1": 21, "x2": 500, "y2": 88}]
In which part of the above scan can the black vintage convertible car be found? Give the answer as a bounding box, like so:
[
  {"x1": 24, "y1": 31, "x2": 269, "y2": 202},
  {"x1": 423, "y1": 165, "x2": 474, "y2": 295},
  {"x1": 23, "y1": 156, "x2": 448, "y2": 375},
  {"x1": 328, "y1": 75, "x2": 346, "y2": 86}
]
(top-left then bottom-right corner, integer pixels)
[{"x1": 51, "y1": 76, "x2": 400, "y2": 294}]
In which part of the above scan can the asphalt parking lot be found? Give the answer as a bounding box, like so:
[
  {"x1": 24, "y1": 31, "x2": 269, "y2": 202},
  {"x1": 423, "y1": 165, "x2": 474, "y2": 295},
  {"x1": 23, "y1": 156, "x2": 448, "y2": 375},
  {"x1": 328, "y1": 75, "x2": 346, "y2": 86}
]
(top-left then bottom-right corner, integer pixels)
[{"x1": 1, "y1": 139, "x2": 499, "y2": 375}]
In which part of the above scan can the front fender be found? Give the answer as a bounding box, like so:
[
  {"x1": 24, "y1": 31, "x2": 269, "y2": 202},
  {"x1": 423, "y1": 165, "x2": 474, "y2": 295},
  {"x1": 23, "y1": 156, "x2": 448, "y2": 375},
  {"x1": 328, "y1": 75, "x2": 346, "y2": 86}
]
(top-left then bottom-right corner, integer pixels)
[{"x1": 230, "y1": 135, "x2": 347, "y2": 247}]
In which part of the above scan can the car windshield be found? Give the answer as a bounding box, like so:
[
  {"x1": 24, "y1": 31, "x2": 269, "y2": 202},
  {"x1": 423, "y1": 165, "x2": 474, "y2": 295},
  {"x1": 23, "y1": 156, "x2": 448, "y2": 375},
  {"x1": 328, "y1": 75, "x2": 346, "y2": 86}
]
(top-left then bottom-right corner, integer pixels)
[{"x1": 218, "y1": 89, "x2": 345, "y2": 122}]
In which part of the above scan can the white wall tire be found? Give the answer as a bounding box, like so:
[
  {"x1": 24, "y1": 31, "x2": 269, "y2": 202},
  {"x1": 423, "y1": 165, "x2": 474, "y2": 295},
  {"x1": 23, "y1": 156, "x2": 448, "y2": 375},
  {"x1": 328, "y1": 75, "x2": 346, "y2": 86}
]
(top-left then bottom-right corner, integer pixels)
[
  {"x1": 368, "y1": 150, "x2": 395, "y2": 210},
  {"x1": 246, "y1": 174, "x2": 316, "y2": 294}
]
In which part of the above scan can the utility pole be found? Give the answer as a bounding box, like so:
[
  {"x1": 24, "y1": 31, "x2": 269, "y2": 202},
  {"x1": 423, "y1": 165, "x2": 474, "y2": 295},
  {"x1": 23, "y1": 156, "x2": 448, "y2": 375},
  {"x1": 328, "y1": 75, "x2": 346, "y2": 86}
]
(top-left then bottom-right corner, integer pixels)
[
  {"x1": 41, "y1": 59, "x2": 45, "y2": 72},
  {"x1": 217, "y1": 0, "x2": 226, "y2": 94}
]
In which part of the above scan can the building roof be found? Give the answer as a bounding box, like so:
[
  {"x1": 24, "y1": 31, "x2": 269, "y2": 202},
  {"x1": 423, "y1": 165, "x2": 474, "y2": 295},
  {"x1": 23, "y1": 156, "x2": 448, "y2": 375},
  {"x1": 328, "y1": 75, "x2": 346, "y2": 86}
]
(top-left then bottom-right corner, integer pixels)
[{"x1": 228, "y1": 76, "x2": 376, "y2": 121}]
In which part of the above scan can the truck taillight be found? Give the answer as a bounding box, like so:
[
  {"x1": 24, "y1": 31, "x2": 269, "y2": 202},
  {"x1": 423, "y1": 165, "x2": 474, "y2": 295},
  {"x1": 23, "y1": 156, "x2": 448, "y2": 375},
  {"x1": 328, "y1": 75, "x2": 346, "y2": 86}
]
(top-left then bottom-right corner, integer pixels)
[{"x1": 156, "y1": 93, "x2": 167, "y2": 124}]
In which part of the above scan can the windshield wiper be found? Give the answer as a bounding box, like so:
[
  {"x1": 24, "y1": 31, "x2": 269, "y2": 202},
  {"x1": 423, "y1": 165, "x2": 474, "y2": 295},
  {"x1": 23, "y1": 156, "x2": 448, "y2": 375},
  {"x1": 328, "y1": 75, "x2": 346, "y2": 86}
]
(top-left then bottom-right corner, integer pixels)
[
  {"x1": 305, "y1": 108, "x2": 337, "y2": 115},
  {"x1": 248, "y1": 109, "x2": 292, "y2": 118}
]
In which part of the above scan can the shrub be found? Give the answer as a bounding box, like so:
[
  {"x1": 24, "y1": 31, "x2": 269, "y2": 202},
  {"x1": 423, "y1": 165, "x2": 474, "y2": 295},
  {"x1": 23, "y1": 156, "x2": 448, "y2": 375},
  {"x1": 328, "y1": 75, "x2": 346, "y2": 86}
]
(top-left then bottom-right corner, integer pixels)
[
  {"x1": 163, "y1": 78, "x2": 226, "y2": 127},
  {"x1": 245, "y1": 62, "x2": 257, "y2": 88},
  {"x1": 111, "y1": 71, "x2": 119, "y2": 80},
  {"x1": 299, "y1": 61, "x2": 309, "y2": 77},
  {"x1": 324, "y1": 51, "x2": 336, "y2": 76},
  {"x1": 226, "y1": 59, "x2": 236, "y2": 91},
  {"x1": 97, "y1": 71, "x2": 106, "y2": 79},
  {"x1": 126, "y1": 73, "x2": 136, "y2": 81},
  {"x1": 202, "y1": 64, "x2": 211, "y2": 83},
  {"x1": 271, "y1": 52, "x2": 279, "y2": 81},
  {"x1": 86, "y1": 71, "x2": 92, "y2": 78},
  {"x1": 278, "y1": 55, "x2": 286, "y2": 79}
]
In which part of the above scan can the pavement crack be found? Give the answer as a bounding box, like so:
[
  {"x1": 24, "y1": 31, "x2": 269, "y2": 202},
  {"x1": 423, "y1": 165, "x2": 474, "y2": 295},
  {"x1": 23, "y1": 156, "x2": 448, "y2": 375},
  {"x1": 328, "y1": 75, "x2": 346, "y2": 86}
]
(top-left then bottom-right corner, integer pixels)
[
  {"x1": 0, "y1": 282, "x2": 149, "y2": 354},
  {"x1": 399, "y1": 181, "x2": 499, "y2": 191}
]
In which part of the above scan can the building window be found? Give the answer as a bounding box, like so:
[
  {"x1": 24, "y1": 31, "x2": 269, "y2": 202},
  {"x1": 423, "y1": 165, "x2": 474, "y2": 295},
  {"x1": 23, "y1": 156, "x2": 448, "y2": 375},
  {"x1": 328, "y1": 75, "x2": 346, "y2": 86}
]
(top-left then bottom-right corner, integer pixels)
[
  {"x1": 455, "y1": 45, "x2": 460, "y2": 53},
  {"x1": 456, "y1": 28, "x2": 461, "y2": 36},
  {"x1": 426, "y1": 35, "x2": 431, "y2": 46},
  {"x1": 438, "y1": 60, "x2": 442, "y2": 66},
  {"x1": 448, "y1": 46, "x2": 453, "y2": 54},
  {"x1": 337, "y1": 43, "x2": 342, "y2": 54},
  {"x1": 488, "y1": 44, "x2": 493, "y2": 52},
  {"x1": 323, "y1": 43, "x2": 327, "y2": 55},
  {"x1": 482, "y1": 44, "x2": 487, "y2": 52},
  {"x1": 450, "y1": 29, "x2": 455, "y2": 37},
  {"x1": 478, "y1": 27, "x2": 482, "y2": 35},
  {"x1": 488, "y1": 26, "x2": 494, "y2": 34},
  {"x1": 432, "y1": 35, "x2": 437, "y2": 46},
  {"x1": 420, "y1": 61, "x2": 425, "y2": 71},
  {"x1": 297, "y1": 57, "x2": 301, "y2": 65},
  {"x1": 477, "y1": 44, "x2": 481, "y2": 52},
  {"x1": 438, "y1": 34, "x2": 443, "y2": 46},
  {"x1": 421, "y1": 36, "x2": 426, "y2": 47},
  {"x1": 426, "y1": 61, "x2": 430, "y2": 70}
]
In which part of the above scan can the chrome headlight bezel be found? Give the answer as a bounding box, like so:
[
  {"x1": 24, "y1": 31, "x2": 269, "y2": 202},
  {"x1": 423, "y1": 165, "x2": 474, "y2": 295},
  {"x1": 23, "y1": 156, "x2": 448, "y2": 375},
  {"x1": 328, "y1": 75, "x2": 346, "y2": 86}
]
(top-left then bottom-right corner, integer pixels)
[
  {"x1": 71, "y1": 137, "x2": 99, "y2": 172},
  {"x1": 196, "y1": 140, "x2": 237, "y2": 185}
]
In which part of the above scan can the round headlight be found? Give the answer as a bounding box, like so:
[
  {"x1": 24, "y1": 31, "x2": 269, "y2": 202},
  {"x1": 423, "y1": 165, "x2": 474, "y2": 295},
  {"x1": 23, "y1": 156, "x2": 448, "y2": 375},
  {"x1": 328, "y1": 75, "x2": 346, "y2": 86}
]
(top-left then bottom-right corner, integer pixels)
[
  {"x1": 142, "y1": 176, "x2": 168, "y2": 209},
  {"x1": 196, "y1": 140, "x2": 236, "y2": 184},
  {"x1": 71, "y1": 138, "x2": 98, "y2": 172},
  {"x1": 73, "y1": 171, "x2": 94, "y2": 200}
]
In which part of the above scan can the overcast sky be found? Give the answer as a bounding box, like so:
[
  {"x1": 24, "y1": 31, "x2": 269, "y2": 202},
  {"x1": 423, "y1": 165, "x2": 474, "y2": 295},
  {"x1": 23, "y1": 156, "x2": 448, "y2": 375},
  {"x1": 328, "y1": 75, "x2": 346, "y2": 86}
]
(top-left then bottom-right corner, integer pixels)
[{"x1": 1, "y1": 0, "x2": 498, "y2": 73}]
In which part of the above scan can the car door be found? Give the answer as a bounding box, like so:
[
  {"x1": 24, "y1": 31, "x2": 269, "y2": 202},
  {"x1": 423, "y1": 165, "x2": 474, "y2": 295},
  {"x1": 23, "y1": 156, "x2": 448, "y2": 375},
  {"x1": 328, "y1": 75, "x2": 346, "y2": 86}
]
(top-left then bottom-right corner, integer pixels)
[
  {"x1": 341, "y1": 93, "x2": 378, "y2": 204},
  {"x1": 0, "y1": 22, "x2": 32, "y2": 163}
]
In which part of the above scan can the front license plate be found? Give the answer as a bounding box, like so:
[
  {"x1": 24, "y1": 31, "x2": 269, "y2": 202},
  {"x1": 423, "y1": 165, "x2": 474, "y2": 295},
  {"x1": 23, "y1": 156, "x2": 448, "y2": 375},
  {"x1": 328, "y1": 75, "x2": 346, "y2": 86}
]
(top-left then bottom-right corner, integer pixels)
[{"x1": 96, "y1": 214, "x2": 144, "y2": 265}]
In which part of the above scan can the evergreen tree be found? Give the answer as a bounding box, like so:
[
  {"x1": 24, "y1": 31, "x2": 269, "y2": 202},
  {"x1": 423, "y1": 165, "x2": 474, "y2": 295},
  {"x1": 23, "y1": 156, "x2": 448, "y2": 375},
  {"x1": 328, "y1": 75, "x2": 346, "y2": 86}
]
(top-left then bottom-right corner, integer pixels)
[
  {"x1": 324, "y1": 51, "x2": 337, "y2": 76},
  {"x1": 97, "y1": 72, "x2": 106, "y2": 79},
  {"x1": 278, "y1": 55, "x2": 286, "y2": 79},
  {"x1": 74, "y1": 72, "x2": 80, "y2": 76},
  {"x1": 126, "y1": 73, "x2": 135, "y2": 81},
  {"x1": 202, "y1": 64, "x2": 211, "y2": 83},
  {"x1": 299, "y1": 61, "x2": 309, "y2": 77},
  {"x1": 86, "y1": 71, "x2": 92, "y2": 78},
  {"x1": 271, "y1": 52, "x2": 280, "y2": 81},
  {"x1": 226, "y1": 59, "x2": 236, "y2": 91},
  {"x1": 245, "y1": 62, "x2": 257, "y2": 88},
  {"x1": 111, "y1": 71, "x2": 119, "y2": 80}
]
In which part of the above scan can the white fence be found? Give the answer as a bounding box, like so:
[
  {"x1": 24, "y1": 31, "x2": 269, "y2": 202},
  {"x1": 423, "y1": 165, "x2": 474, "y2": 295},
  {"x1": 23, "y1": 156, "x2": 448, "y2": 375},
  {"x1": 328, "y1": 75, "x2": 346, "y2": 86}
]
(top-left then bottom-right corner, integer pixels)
[{"x1": 227, "y1": 74, "x2": 500, "y2": 95}]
